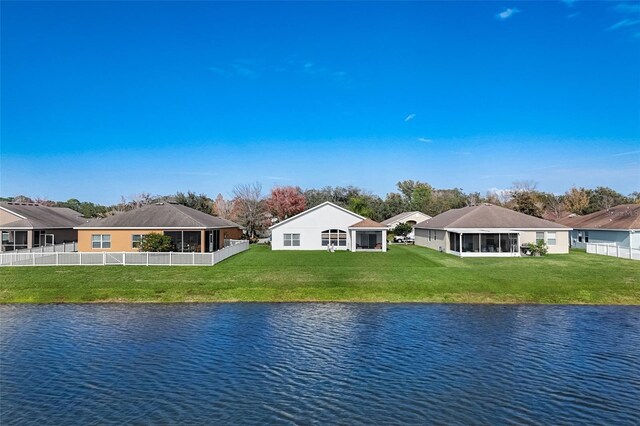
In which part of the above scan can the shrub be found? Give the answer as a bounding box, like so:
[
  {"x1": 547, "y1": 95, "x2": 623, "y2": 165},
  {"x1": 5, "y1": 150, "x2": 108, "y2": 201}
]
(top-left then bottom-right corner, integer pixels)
[
  {"x1": 393, "y1": 222, "x2": 413, "y2": 237},
  {"x1": 139, "y1": 233, "x2": 174, "y2": 252},
  {"x1": 526, "y1": 241, "x2": 549, "y2": 256}
]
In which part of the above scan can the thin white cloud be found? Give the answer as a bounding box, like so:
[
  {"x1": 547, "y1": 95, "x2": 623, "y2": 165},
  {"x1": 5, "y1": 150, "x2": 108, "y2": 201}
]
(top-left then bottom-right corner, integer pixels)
[
  {"x1": 561, "y1": 0, "x2": 578, "y2": 7},
  {"x1": 496, "y1": 8, "x2": 520, "y2": 20},
  {"x1": 567, "y1": 12, "x2": 581, "y2": 19},
  {"x1": 610, "y1": 150, "x2": 640, "y2": 157},
  {"x1": 417, "y1": 138, "x2": 432, "y2": 143},
  {"x1": 404, "y1": 113, "x2": 416, "y2": 122},
  {"x1": 608, "y1": 19, "x2": 640, "y2": 31}
]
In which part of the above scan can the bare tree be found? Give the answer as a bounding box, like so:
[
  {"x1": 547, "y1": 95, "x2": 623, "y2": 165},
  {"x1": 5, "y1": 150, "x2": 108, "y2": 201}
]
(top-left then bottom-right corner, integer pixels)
[
  {"x1": 232, "y1": 182, "x2": 265, "y2": 238},
  {"x1": 212, "y1": 193, "x2": 235, "y2": 220}
]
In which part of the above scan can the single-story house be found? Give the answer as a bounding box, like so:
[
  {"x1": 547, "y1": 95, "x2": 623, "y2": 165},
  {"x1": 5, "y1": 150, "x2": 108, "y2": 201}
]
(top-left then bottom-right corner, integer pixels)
[
  {"x1": 382, "y1": 211, "x2": 432, "y2": 229},
  {"x1": 556, "y1": 204, "x2": 640, "y2": 249},
  {"x1": 270, "y1": 201, "x2": 388, "y2": 252},
  {"x1": 75, "y1": 202, "x2": 243, "y2": 252},
  {"x1": 1, "y1": 202, "x2": 85, "y2": 251},
  {"x1": 414, "y1": 204, "x2": 571, "y2": 257}
]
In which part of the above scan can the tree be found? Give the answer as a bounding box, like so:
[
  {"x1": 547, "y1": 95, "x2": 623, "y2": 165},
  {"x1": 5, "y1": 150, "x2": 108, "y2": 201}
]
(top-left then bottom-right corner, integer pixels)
[
  {"x1": 563, "y1": 186, "x2": 590, "y2": 214},
  {"x1": 539, "y1": 193, "x2": 564, "y2": 219},
  {"x1": 348, "y1": 195, "x2": 375, "y2": 219},
  {"x1": 175, "y1": 191, "x2": 213, "y2": 214},
  {"x1": 212, "y1": 193, "x2": 235, "y2": 220},
  {"x1": 382, "y1": 192, "x2": 408, "y2": 219},
  {"x1": 138, "y1": 233, "x2": 174, "y2": 252},
  {"x1": 265, "y1": 186, "x2": 306, "y2": 222},
  {"x1": 509, "y1": 181, "x2": 543, "y2": 217},
  {"x1": 392, "y1": 222, "x2": 413, "y2": 237},
  {"x1": 586, "y1": 186, "x2": 629, "y2": 213},
  {"x1": 233, "y1": 182, "x2": 265, "y2": 238}
]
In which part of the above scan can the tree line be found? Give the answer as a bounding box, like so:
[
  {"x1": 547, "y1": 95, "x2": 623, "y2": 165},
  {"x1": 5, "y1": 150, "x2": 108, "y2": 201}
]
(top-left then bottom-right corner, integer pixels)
[{"x1": 3, "y1": 181, "x2": 638, "y2": 238}]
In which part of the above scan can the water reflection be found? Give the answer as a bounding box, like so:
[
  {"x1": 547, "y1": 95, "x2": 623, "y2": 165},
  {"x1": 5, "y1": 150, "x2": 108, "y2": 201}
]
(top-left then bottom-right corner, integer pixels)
[{"x1": 1, "y1": 304, "x2": 639, "y2": 425}]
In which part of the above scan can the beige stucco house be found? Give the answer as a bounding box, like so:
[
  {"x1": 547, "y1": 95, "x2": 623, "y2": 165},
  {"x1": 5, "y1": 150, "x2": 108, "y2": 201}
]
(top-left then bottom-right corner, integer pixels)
[
  {"x1": 382, "y1": 211, "x2": 431, "y2": 229},
  {"x1": 75, "y1": 202, "x2": 243, "y2": 253},
  {"x1": 414, "y1": 204, "x2": 571, "y2": 257}
]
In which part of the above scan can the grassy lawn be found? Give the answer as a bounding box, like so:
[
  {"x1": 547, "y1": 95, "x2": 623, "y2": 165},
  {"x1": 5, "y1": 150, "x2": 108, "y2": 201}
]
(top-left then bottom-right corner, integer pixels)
[{"x1": 0, "y1": 245, "x2": 638, "y2": 304}]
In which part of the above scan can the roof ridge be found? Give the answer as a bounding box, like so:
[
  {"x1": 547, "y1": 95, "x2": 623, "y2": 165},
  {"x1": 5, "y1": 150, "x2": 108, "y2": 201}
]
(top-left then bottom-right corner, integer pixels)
[{"x1": 168, "y1": 203, "x2": 205, "y2": 227}]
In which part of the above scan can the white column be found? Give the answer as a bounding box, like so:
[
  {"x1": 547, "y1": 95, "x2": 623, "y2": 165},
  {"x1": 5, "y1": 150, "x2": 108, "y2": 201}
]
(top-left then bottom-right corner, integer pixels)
[
  {"x1": 382, "y1": 230, "x2": 387, "y2": 252},
  {"x1": 351, "y1": 230, "x2": 357, "y2": 252}
]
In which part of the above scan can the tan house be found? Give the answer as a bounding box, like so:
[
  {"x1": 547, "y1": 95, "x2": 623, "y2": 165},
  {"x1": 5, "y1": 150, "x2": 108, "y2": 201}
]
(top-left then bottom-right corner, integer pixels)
[
  {"x1": 75, "y1": 202, "x2": 243, "y2": 253},
  {"x1": 1, "y1": 202, "x2": 85, "y2": 251},
  {"x1": 414, "y1": 204, "x2": 571, "y2": 257},
  {"x1": 382, "y1": 211, "x2": 431, "y2": 229}
]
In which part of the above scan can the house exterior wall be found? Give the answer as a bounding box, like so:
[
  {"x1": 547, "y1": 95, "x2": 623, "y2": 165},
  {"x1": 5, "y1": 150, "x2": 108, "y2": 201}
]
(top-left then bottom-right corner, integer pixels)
[
  {"x1": 0, "y1": 209, "x2": 22, "y2": 225},
  {"x1": 414, "y1": 228, "x2": 447, "y2": 252},
  {"x1": 78, "y1": 228, "x2": 242, "y2": 252},
  {"x1": 520, "y1": 230, "x2": 570, "y2": 254},
  {"x1": 271, "y1": 204, "x2": 361, "y2": 250},
  {"x1": 569, "y1": 229, "x2": 633, "y2": 249},
  {"x1": 387, "y1": 212, "x2": 431, "y2": 229}
]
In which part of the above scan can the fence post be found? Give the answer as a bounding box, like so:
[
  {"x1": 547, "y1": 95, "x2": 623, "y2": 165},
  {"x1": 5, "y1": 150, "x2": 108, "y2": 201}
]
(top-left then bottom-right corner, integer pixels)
[
  {"x1": 147, "y1": 252, "x2": 149, "y2": 266},
  {"x1": 169, "y1": 252, "x2": 172, "y2": 266},
  {"x1": 56, "y1": 252, "x2": 59, "y2": 266},
  {"x1": 33, "y1": 254, "x2": 36, "y2": 266},
  {"x1": 103, "y1": 252, "x2": 106, "y2": 265},
  {"x1": 193, "y1": 251, "x2": 195, "y2": 265},
  {"x1": 123, "y1": 252, "x2": 126, "y2": 266}
]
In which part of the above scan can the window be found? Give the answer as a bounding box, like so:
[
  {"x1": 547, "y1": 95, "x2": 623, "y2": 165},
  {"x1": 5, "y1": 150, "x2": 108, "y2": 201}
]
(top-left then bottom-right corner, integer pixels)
[
  {"x1": 321, "y1": 229, "x2": 347, "y2": 246},
  {"x1": 284, "y1": 233, "x2": 300, "y2": 247},
  {"x1": 92, "y1": 234, "x2": 111, "y2": 249},
  {"x1": 428, "y1": 230, "x2": 432, "y2": 241},
  {"x1": 547, "y1": 232, "x2": 557, "y2": 245},
  {"x1": 536, "y1": 232, "x2": 545, "y2": 244},
  {"x1": 132, "y1": 234, "x2": 143, "y2": 249},
  {"x1": 577, "y1": 231, "x2": 583, "y2": 243},
  {"x1": 584, "y1": 231, "x2": 589, "y2": 243},
  {"x1": 2, "y1": 231, "x2": 9, "y2": 243}
]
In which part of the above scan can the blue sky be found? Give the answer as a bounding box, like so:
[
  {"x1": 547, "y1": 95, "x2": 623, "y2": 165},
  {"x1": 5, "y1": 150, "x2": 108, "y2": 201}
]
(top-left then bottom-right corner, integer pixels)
[{"x1": 1, "y1": 1, "x2": 639, "y2": 204}]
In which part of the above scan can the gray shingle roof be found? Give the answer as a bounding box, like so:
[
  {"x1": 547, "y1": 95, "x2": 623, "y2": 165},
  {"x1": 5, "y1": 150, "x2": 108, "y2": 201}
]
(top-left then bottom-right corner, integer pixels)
[
  {"x1": 1, "y1": 202, "x2": 85, "y2": 229},
  {"x1": 556, "y1": 204, "x2": 640, "y2": 230},
  {"x1": 382, "y1": 211, "x2": 430, "y2": 225},
  {"x1": 414, "y1": 204, "x2": 570, "y2": 230},
  {"x1": 76, "y1": 203, "x2": 241, "y2": 229}
]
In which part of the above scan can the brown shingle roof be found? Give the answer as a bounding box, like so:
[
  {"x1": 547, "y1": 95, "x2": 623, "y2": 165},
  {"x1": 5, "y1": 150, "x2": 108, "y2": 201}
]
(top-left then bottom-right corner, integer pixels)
[
  {"x1": 76, "y1": 203, "x2": 241, "y2": 229},
  {"x1": 414, "y1": 204, "x2": 570, "y2": 230},
  {"x1": 555, "y1": 204, "x2": 640, "y2": 230},
  {"x1": 1, "y1": 202, "x2": 85, "y2": 229},
  {"x1": 350, "y1": 218, "x2": 387, "y2": 228}
]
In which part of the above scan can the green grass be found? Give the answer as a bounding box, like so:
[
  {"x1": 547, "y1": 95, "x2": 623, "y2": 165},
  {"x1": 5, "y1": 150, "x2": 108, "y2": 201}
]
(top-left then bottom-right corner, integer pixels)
[{"x1": 1, "y1": 245, "x2": 639, "y2": 304}]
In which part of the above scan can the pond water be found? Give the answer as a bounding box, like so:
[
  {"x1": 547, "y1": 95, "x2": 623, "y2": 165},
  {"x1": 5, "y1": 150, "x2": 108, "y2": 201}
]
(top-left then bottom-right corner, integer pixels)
[{"x1": 1, "y1": 304, "x2": 639, "y2": 425}]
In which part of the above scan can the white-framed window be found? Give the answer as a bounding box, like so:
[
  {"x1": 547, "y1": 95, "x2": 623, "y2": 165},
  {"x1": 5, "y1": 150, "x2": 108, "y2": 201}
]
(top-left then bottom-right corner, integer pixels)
[
  {"x1": 321, "y1": 229, "x2": 347, "y2": 246},
  {"x1": 284, "y1": 233, "x2": 300, "y2": 247},
  {"x1": 132, "y1": 234, "x2": 143, "y2": 249},
  {"x1": 536, "y1": 232, "x2": 545, "y2": 244},
  {"x1": 584, "y1": 231, "x2": 589, "y2": 243},
  {"x1": 92, "y1": 234, "x2": 111, "y2": 249},
  {"x1": 577, "y1": 231, "x2": 583, "y2": 243},
  {"x1": 547, "y1": 232, "x2": 557, "y2": 245},
  {"x1": 2, "y1": 231, "x2": 9, "y2": 243}
]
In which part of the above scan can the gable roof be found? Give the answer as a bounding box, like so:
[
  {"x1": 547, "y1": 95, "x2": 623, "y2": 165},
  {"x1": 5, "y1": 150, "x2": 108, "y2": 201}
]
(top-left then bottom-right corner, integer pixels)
[
  {"x1": 349, "y1": 218, "x2": 388, "y2": 228},
  {"x1": 381, "y1": 211, "x2": 431, "y2": 226},
  {"x1": 269, "y1": 201, "x2": 364, "y2": 230},
  {"x1": 414, "y1": 204, "x2": 570, "y2": 230},
  {"x1": 1, "y1": 202, "x2": 85, "y2": 229},
  {"x1": 76, "y1": 203, "x2": 241, "y2": 229},
  {"x1": 555, "y1": 204, "x2": 640, "y2": 230}
]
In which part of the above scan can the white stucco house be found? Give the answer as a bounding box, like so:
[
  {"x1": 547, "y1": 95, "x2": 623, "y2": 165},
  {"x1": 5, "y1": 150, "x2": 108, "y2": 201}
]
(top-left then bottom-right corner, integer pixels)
[
  {"x1": 557, "y1": 204, "x2": 640, "y2": 250},
  {"x1": 382, "y1": 211, "x2": 431, "y2": 229},
  {"x1": 414, "y1": 204, "x2": 571, "y2": 257},
  {"x1": 270, "y1": 202, "x2": 388, "y2": 252}
]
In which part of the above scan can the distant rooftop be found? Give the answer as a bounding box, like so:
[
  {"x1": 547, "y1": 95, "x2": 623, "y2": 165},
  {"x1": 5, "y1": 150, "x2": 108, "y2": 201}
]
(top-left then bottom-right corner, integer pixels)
[{"x1": 556, "y1": 204, "x2": 640, "y2": 230}]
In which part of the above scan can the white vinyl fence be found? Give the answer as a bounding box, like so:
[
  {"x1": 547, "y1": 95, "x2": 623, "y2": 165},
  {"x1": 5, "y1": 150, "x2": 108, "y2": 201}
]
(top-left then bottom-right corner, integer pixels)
[
  {"x1": 0, "y1": 240, "x2": 249, "y2": 267},
  {"x1": 586, "y1": 243, "x2": 640, "y2": 261},
  {"x1": 3, "y1": 242, "x2": 77, "y2": 254}
]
